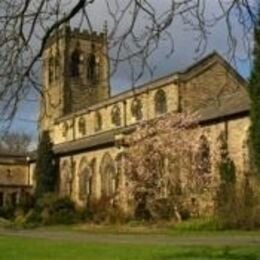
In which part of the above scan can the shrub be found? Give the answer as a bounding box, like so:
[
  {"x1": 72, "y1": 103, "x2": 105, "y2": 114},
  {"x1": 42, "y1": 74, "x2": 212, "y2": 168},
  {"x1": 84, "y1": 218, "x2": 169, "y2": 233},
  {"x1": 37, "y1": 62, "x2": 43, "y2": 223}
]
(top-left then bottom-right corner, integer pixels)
[
  {"x1": 23, "y1": 194, "x2": 80, "y2": 226},
  {"x1": 48, "y1": 197, "x2": 79, "y2": 225},
  {"x1": 89, "y1": 196, "x2": 128, "y2": 224},
  {"x1": 23, "y1": 209, "x2": 42, "y2": 228},
  {"x1": 35, "y1": 131, "x2": 58, "y2": 198},
  {"x1": 175, "y1": 217, "x2": 219, "y2": 231},
  {"x1": 17, "y1": 192, "x2": 35, "y2": 214},
  {"x1": 146, "y1": 198, "x2": 178, "y2": 221},
  {"x1": 0, "y1": 203, "x2": 15, "y2": 220},
  {"x1": 215, "y1": 177, "x2": 260, "y2": 230}
]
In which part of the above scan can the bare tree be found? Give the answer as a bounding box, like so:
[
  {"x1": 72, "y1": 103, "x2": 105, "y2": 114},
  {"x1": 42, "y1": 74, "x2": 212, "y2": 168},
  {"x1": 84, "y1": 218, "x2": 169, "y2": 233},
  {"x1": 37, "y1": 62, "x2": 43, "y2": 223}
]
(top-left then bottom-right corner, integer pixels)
[
  {"x1": 0, "y1": 131, "x2": 31, "y2": 154},
  {"x1": 0, "y1": 0, "x2": 256, "y2": 124}
]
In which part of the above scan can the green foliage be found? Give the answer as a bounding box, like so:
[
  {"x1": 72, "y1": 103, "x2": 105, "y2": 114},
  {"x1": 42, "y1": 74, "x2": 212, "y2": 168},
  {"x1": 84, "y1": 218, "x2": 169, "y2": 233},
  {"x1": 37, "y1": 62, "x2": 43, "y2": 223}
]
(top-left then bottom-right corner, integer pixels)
[
  {"x1": 174, "y1": 218, "x2": 219, "y2": 231},
  {"x1": 17, "y1": 192, "x2": 35, "y2": 214},
  {"x1": 216, "y1": 133, "x2": 260, "y2": 230},
  {"x1": 23, "y1": 209, "x2": 42, "y2": 228},
  {"x1": 48, "y1": 197, "x2": 79, "y2": 225},
  {"x1": 35, "y1": 131, "x2": 58, "y2": 198},
  {"x1": 12, "y1": 194, "x2": 80, "y2": 228},
  {"x1": 0, "y1": 206, "x2": 15, "y2": 220},
  {"x1": 218, "y1": 132, "x2": 236, "y2": 183},
  {"x1": 36, "y1": 194, "x2": 79, "y2": 225},
  {"x1": 215, "y1": 132, "x2": 237, "y2": 229},
  {"x1": 249, "y1": 10, "x2": 260, "y2": 176}
]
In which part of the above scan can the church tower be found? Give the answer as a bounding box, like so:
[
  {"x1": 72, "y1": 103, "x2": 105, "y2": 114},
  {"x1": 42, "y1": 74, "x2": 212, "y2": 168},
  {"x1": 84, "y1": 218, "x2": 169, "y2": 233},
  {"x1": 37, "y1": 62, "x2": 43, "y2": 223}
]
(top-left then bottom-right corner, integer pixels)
[{"x1": 40, "y1": 24, "x2": 110, "y2": 132}]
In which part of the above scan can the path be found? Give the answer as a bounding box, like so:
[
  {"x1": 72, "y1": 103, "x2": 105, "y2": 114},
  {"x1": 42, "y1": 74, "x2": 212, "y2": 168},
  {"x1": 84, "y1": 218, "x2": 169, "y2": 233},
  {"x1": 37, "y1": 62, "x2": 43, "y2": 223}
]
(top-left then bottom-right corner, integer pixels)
[{"x1": 1, "y1": 228, "x2": 260, "y2": 246}]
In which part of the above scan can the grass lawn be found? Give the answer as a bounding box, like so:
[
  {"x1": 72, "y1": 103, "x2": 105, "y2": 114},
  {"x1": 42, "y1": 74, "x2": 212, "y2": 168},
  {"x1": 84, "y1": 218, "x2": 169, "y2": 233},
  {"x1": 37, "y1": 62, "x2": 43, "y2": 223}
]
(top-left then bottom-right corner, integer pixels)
[{"x1": 0, "y1": 235, "x2": 260, "y2": 260}]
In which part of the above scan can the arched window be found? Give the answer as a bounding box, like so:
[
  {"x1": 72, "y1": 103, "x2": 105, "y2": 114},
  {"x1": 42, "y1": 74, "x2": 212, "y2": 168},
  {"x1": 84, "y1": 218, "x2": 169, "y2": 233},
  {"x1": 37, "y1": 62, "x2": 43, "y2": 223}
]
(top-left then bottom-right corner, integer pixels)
[
  {"x1": 78, "y1": 117, "x2": 86, "y2": 135},
  {"x1": 111, "y1": 105, "x2": 121, "y2": 127},
  {"x1": 100, "y1": 153, "x2": 117, "y2": 197},
  {"x1": 115, "y1": 153, "x2": 128, "y2": 191},
  {"x1": 70, "y1": 47, "x2": 81, "y2": 78},
  {"x1": 48, "y1": 55, "x2": 54, "y2": 84},
  {"x1": 242, "y1": 129, "x2": 250, "y2": 175},
  {"x1": 131, "y1": 98, "x2": 143, "y2": 121},
  {"x1": 87, "y1": 53, "x2": 96, "y2": 81},
  {"x1": 218, "y1": 131, "x2": 228, "y2": 159},
  {"x1": 154, "y1": 89, "x2": 167, "y2": 115},
  {"x1": 217, "y1": 131, "x2": 236, "y2": 183},
  {"x1": 87, "y1": 43, "x2": 100, "y2": 81},
  {"x1": 94, "y1": 111, "x2": 102, "y2": 132},
  {"x1": 78, "y1": 158, "x2": 92, "y2": 201},
  {"x1": 55, "y1": 55, "x2": 60, "y2": 81},
  {"x1": 159, "y1": 179, "x2": 168, "y2": 199},
  {"x1": 62, "y1": 122, "x2": 69, "y2": 138},
  {"x1": 61, "y1": 161, "x2": 73, "y2": 197},
  {"x1": 196, "y1": 135, "x2": 211, "y2": 175}
]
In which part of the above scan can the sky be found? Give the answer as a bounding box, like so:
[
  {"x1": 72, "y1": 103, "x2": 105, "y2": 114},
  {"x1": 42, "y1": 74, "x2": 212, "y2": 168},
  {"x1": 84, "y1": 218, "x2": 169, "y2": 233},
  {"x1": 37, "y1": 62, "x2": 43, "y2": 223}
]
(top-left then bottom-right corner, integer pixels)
[{"x1": 8, "y1": 0, "x2": 255, "y2": 149}]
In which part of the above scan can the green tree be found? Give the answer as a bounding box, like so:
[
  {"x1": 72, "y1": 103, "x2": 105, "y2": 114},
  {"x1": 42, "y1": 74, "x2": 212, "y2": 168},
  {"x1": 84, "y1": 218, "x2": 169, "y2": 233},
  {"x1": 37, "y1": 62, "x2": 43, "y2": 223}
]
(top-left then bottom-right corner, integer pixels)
[
  {"x1": 249, "y1": 9, "x2": 260, "y2": 176},
  {"x1": 215, "y1": 132, "x2": 237, "y2": 229},
  {"x1": 35, "y1": 131, "x2": 57, "y2": 198}
]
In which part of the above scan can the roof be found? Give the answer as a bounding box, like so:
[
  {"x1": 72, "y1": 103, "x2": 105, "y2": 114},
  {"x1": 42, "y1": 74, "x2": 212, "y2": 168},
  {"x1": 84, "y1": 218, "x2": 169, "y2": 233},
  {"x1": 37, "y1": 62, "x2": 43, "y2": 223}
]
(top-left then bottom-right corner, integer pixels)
[
  {"x1": 178, "y1": 51, "x2": 248, "y2": 86},
  {"x1": 53, "y1": 126, "x2": 135, "y2": 155},
  {"x1": 0, "y1": 153, "x2": 28, "y2": 165}
]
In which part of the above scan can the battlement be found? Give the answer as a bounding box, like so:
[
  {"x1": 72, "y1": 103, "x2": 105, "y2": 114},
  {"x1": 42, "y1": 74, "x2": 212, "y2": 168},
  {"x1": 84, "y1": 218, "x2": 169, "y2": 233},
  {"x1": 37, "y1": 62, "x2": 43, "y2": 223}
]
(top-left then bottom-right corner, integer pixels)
[
  {"x1": 45, "y1": 24, "x2": 106, "y2": 49},
  {"x1": 69, "y1": 26, "x2": 106, "y2": 40}
]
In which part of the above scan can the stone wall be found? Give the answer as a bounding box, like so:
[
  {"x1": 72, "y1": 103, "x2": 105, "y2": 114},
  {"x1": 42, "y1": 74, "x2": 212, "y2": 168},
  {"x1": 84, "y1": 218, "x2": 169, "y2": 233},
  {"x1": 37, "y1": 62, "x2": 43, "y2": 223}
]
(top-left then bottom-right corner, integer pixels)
[
  {"x1": 181, "y1": 57, "x2": 247, "y2": 112},
  {"x1": 0, "y1": 164, "x2": 29, "y2": 186},
  {"x1": 52, "y1": 80, "x2": 179, "y2": 145},
  {"x1": 0, "y1": 160, "x2": 31, "y2": 207}
]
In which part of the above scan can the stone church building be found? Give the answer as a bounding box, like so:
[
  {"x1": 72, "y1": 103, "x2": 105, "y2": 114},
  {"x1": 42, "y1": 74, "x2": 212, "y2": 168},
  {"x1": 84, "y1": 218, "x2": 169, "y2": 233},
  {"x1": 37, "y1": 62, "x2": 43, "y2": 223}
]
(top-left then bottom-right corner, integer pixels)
[{"x1": 0, "y1": 25, "x2": 251, "y2": 214}]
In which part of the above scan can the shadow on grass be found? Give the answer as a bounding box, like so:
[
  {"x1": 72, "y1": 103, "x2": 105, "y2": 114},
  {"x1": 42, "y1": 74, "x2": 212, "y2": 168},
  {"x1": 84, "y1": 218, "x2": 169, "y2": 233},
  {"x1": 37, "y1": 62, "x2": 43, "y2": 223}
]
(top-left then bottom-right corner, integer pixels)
[{"x1": 158, "y1": 247, "x2": 259, "y2": 260}]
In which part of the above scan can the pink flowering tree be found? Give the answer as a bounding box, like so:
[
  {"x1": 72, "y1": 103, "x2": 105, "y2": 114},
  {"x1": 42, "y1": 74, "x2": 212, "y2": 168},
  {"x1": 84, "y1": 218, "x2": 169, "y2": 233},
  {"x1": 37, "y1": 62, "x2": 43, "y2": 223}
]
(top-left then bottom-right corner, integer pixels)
[{"x1": 123, "y1": 112, "x2": 214, "y2": 220}]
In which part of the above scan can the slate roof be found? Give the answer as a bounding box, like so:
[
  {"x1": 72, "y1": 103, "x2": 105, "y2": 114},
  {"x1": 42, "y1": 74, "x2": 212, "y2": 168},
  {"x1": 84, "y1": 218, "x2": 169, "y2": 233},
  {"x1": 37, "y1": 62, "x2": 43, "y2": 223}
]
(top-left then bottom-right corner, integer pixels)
[
  {"x1": 0, "y1": 152, "x2": 28, "y2": 165},
  {"x1": 53, "y1": 125, "x2": 135, "y2": 155}
]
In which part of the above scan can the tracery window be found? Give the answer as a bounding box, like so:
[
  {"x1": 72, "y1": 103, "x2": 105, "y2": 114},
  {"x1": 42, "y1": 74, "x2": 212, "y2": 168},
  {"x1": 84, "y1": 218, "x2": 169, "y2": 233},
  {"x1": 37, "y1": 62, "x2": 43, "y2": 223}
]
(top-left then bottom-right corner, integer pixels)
[
  {"x1": 195, "y1": 135, "x2": 211, "y2": 175},
  {"x1": 61, "y1": 161, "x2": 73, "y2": 197},
  {"x1": 100, "y1": 153, "x2": 117, "y2": 197},
  {"x1": 48, "y1": 55, "x2": 54, "y2": 84},
  {"x1": 62, "y1": 122, "x2": 69, "y2": 138},
  {"x1": 55, "y1": 55, "x2": 60, "y2": 81},
  {"x1": 159, "y1": 179, "x2": 168, "y2": 199},
  {"x1": 111, "y1": 105, "x2": 121, "y2": 127},
  {"x1": 70, "y1": 47, "x2": 81, "y2": 78},
  {"x1": 87, "y1": 43, "x2": 100, "y2": 82},
  {"x1": 242, "y1": 129, "x2": 250, "y2": 175},
  {"x1": 78, "y1": 117, "x2": 86, "y2": 135},
  {"x1": 94, "y1": 111, "x2": 102, "y2": 132},
  {"x1": 78, "y1": 161, "x2": 92, "y2": 201},
  {"x1": 154, "y1": 89, "x2": 167, "y2": 115},
  {"x1": 87, "y1": 53, "x2": 97, "y2": 81},
  {"x1": 131, "y1": 98, "x2": 143, "y2": 121}
]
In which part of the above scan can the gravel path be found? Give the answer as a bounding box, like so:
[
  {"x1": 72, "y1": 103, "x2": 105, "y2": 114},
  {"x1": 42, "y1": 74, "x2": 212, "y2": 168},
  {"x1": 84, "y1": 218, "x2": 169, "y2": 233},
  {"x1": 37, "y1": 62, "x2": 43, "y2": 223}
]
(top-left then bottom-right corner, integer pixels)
[{"x1": 0, "y1": 228, "x2": 260, "y2": 246}]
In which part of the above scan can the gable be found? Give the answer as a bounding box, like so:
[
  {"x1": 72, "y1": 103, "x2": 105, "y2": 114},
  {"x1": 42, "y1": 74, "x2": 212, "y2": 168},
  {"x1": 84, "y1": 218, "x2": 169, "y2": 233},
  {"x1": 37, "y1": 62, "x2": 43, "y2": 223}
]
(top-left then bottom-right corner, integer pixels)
[{"x1": 179, "y1": 52, "x2": 248, "y2": 112}]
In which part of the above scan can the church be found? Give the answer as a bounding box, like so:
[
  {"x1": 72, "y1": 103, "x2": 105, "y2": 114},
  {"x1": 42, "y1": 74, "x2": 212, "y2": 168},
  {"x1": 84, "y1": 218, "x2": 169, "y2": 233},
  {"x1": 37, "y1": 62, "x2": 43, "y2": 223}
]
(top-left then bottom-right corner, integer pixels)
[{"x1": 0, "y1": 25, "x2": 250, "y2": 215}]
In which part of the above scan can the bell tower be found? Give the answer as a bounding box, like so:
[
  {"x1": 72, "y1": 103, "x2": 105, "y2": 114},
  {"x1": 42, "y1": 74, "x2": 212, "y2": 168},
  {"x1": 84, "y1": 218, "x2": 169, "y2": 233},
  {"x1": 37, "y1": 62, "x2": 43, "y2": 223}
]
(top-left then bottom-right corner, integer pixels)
[{"x1": 40, "y1": 24, "x2": 110, "y2": 132}]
